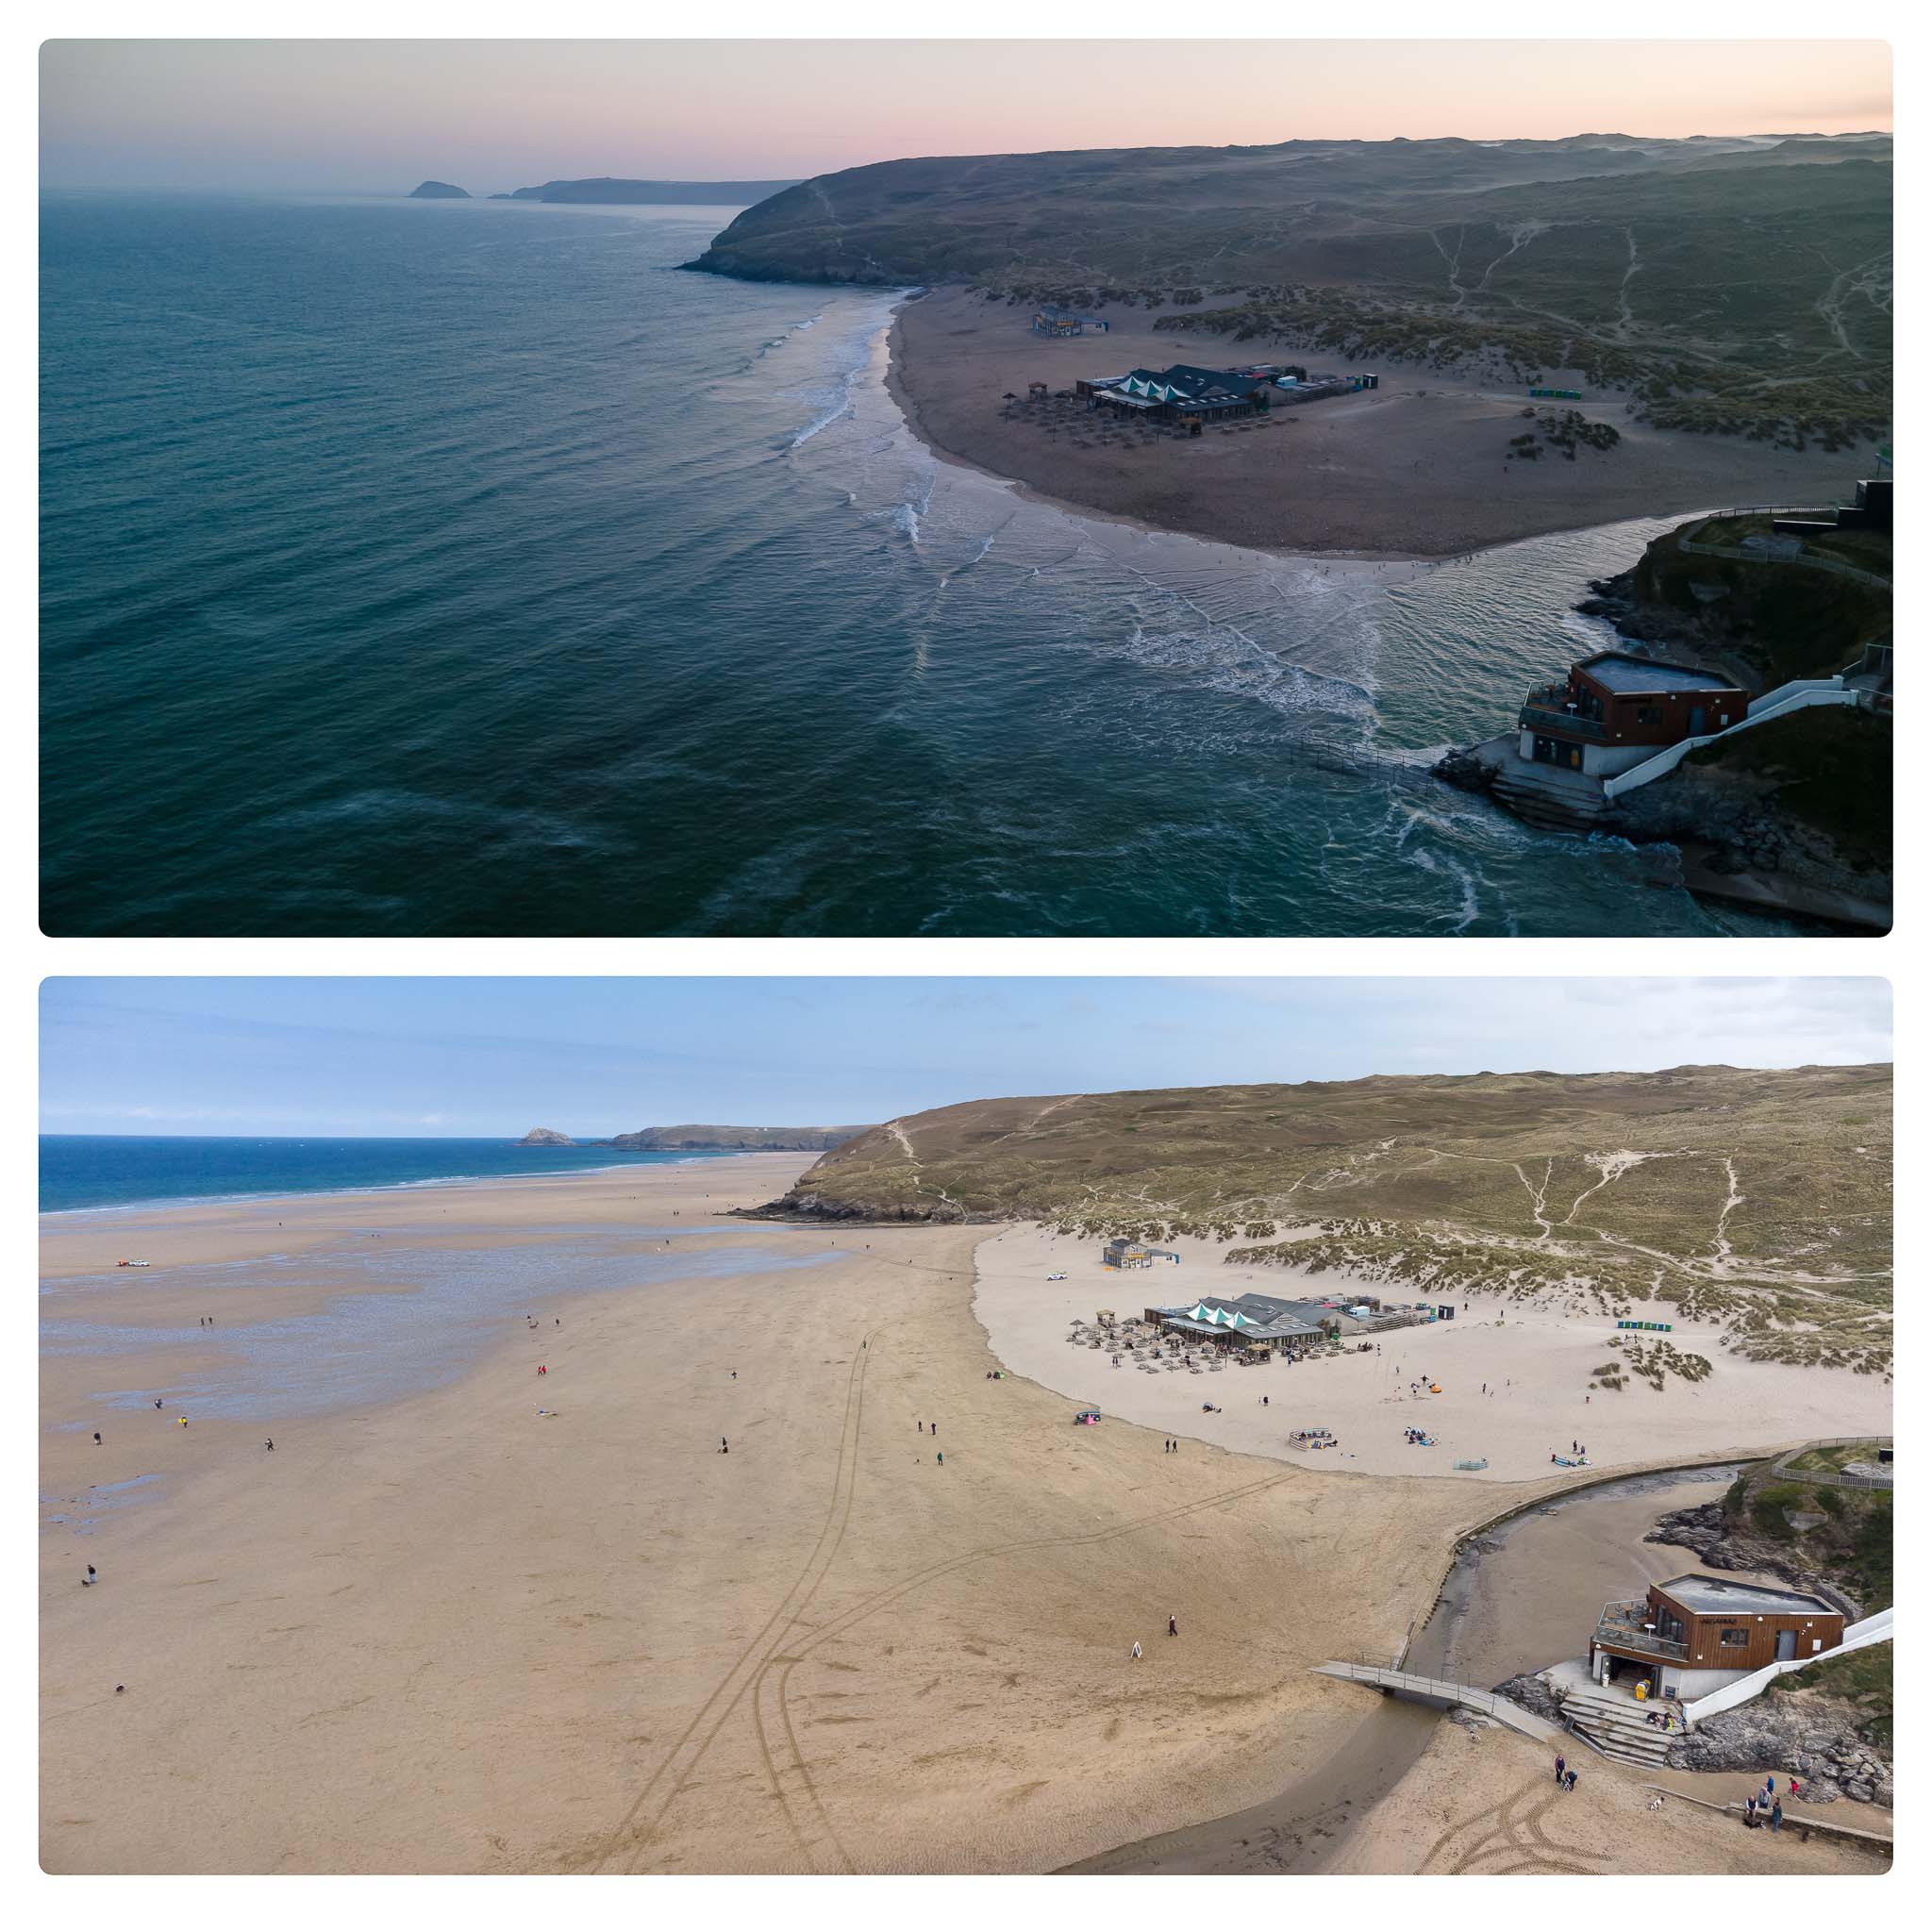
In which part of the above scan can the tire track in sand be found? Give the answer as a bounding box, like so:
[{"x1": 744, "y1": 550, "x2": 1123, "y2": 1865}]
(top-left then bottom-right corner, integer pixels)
[{"x1": 577, "y1": 1332, "x2": 875, "y2": 1874}]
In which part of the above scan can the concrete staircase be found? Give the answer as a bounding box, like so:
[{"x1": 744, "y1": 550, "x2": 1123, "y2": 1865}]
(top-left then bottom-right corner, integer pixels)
[
  {"x1": 1489, "y1": 756, "x2": 1612, "y2": 832},
  {"x1": 1557, "y1": 1687, "x2": 1678, "y2": 1769}
]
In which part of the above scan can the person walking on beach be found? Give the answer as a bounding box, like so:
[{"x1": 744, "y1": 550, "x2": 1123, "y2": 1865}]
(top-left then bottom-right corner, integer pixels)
[
  {"x1": 1168, "y1": 1614, "x2": 1178, "y2": 1638},
  {"x1": 264, "y1": 1439, "x2": 274, "y2": 1452},
  {"x1": 84, "y1": 1564, "x2": 97, "y2": 1585},
  {"x1": 1555, "y1": 1755, "x2": 1565, "y2": 1783},
  {"x1": 93, "y1": 1432, "x2": 102, "y2": 1445},
  {"x1": 155, "y1": 1399, "x2": 162, "y2": 1410},
  {"x1": 937, "y1": 1452, "x2": 943, "y2": 1466},
  {"x1": 719, "y1": 1438, "x2": 729, "y2": 1455},
  {"x1": 1772, "y1": 1798, "x2": 1784, "y2": 1832},
  {"x1": 918, "y1": 1421, "x2": 924, "y2": 1434},
  {"x1": 1130, "y1": 1641, "x2": 1142, "y2": 1660}
]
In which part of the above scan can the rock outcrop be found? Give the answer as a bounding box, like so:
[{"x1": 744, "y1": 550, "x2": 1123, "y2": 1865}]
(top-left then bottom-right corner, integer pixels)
[
  {"x1": 1644, "y1": 1501, "x2": 1865, "y2": 1619},
  {"x1": 1664, "y1": 1687, "x2": 1891, "y2": 1807},
  {"x1": 515, "y1": 1127, "x2": 575, "y2": 1147},
  {"x1": 408, "y1": 181, "x2": 470, "y2": 199}
]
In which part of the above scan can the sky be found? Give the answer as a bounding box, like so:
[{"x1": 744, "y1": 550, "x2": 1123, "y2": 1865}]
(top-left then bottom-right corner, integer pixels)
[
  {"x1": 38, "y1": 39, "x2": 1893, "y2": 194},
  {"x1": 38, "y1": 976, "x2": 1892, "y2": 1137}
]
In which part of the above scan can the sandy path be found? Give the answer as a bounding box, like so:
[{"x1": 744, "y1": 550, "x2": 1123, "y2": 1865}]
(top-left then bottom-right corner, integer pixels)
[
  {"x1": 973, "y1": 1224, "x2": 1891, "y2": 1484},
  {"x1": 889, "y1": 287, "x2": 1874, "y2": 560}
]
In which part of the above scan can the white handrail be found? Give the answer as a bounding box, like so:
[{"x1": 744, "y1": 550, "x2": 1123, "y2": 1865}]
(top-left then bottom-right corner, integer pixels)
[{"x1": 1601, "y1": 680, "x2": 1858, "y2": 801}]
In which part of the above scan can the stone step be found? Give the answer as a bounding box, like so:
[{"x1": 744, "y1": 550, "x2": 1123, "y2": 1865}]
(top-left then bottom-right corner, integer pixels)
[{"x1": 1567, "y1": 1723, "x2": 1666, "y2": 1770}]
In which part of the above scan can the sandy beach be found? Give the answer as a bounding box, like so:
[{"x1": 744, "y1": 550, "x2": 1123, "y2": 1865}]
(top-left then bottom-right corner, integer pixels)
[
  {"x1": 42, "y1": 1166, "x2": 1886, "y2": 1874},
  {"x1": 888, "y1": 288, "x2": 1876, "y2": 560},
  {"x1": 973, "y1": 1223, "x2": 1892, "y2": 1484},
  {"x1": 1324, "y1": 1715, "x2": 1887, "y2": 1875}
]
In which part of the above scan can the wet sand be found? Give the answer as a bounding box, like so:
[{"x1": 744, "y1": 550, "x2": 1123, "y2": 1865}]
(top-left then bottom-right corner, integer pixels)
[{"x1": 889, "y1": 287, "x2": 1875, "y2": 560}]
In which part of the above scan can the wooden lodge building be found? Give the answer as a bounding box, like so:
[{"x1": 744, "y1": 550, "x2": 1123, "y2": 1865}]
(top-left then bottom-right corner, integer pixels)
[
  {"x1": 1518, "y1": 652, "x2": 1748, "y2": 778},
  {"x1": 1590, "y1": 1573, "x2": 1844, "y2": 1703}
]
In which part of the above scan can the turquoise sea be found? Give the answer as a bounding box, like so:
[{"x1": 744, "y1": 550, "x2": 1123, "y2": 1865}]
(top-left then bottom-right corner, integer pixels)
[
  {"x1": 41, "y1": 193, "x2": 1795, "y2": 936},
  {"x1": 37, "y1": 1132, "x2": 733, "y2": 1213}
]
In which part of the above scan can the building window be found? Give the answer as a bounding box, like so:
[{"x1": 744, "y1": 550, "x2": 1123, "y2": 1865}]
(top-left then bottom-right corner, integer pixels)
[
  {"x1": 1635, "y1": 704, "x2": 1661, "y2": 724},
  {"x1": 1720, "y1": 1627, "x2": 1750, "y2": 1646}
]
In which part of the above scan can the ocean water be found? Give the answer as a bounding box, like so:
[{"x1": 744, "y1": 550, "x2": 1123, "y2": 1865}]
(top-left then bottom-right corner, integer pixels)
[
  {"x1": 38, "y1": 1133, "x2": 736, "y2": 1214},
  {"x1": 41, "y1": 193, "x2": 1794, "y2": 937}
]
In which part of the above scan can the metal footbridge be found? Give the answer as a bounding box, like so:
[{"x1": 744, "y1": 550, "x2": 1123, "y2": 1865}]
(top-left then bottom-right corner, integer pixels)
[{"x1": 1312, "y1": 1661, "x2": 1562, "y2": 1744}]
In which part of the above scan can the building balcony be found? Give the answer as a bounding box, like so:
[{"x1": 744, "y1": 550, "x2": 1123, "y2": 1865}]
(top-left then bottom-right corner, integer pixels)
[
  {"x1": 1593, "y1": 1599, "x2": 1692, "y2": 1663},
  {"x1": 1520, "y1": 688, "x2": 1607, "y2": 741}
]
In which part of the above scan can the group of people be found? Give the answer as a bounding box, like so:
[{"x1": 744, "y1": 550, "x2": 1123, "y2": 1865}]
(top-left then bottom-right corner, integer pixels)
[{"x1": 1553, "y1": 1755, "x2": 1580, "y2": 1793}]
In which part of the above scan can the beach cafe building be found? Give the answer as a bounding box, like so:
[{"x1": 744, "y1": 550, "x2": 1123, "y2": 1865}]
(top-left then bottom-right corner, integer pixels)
[
  {"x1": 1141, "y1": 1292, "x2": 1333, "y2": 1355},
  {"x1": 1589, "y1": 1574, "x2": 1845, "y2": 1703},
  {"x1": 1519, "y1": 653, "x2": 1748, "y2": 778},
  {"x1": 1091, "y1": 365, "x2": 1271, "y2": 425}
]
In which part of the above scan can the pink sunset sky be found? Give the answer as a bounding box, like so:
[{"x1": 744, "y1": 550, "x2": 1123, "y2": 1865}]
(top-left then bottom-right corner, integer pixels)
[{"x1": 42, "y1": 39, "x2": 1892, "y2": 194}]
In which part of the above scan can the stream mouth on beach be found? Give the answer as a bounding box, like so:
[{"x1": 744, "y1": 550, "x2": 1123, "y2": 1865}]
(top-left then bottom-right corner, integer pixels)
[
  {"x1": 1068, "y1": 1461, "x2": 1738, "y2": 1874},
  {"x1": 42, "y1": 195, "x2": 1804, "y2": 938}
]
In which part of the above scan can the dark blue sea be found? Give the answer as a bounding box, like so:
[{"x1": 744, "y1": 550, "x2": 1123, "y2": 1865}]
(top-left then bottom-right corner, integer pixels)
[
  {"x1": 38, "y1": 1133, "x2": 732, "y2": 1214},
  {"x1": 41, "y1": 192, "x2": 1795, "y2": 936}
]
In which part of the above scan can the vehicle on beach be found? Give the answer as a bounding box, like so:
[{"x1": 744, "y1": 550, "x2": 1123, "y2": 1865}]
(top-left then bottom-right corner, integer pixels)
[
  {"x1": 1073, "y1": 1409, "x2": 1102, "y2": 1425},
  {"x1": 115, "y1": 1259, "x2": 151, "y2": 1268}
]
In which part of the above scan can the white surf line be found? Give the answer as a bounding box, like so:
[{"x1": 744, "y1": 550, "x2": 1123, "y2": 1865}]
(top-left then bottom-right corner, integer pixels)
[{"x1": 1714, "y1": 1156, "x2": 1743, "y2": 1262}]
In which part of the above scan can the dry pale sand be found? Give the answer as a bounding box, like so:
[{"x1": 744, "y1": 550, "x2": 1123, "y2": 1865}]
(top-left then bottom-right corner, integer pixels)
[
  {"x1": 42, "y1": 1170, "x2": 1886, "y2": 1876},
  {"x1": 973, "y1": 1224, "x2": 1892, "y2": 1485},
  {"x1": 1324, "y1": 1717, "x2": 1888, "y2": 1875},
  {"x1": 889, "y1": 287, "x2": 1876, "y2": 560}
]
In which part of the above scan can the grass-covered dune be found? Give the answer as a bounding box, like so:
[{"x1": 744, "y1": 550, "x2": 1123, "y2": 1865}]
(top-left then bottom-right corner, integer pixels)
[
  {"x1": 687, "y1": 133, "x2": 1890, "y2": 443},
  {"x1": 758, "y1": 1065, "x2": 1889, "y2": 1258},
  {"x1": 758, "y1": 1066, "x2": 1891, "y2": 1371}
]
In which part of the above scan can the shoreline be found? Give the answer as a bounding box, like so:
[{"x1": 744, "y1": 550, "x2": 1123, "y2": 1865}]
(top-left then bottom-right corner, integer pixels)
[
  {"x1": 36, "y1": 1147, "x2": 754, "y2": 1223},
  {"x1": 884, "y1": 286, "x2": 1875, "y2": 564}
]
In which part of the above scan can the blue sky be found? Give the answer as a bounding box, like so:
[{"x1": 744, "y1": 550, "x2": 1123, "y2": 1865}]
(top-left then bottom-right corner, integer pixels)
[{"x1": 38, "y1": 977, "x2": 1891, "y2": 1138}]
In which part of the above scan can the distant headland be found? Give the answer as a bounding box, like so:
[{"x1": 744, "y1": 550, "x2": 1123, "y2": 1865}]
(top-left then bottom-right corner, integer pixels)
[
  {"x1": 478, "y1": 176, "x2": 799, "y2": 206},
  {"x1": 407, "y1": 180, "x2": 470, "y2": 199},
  {"x1": 515, "y1": 1123, "x2": 871, "y2": 1153}
]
